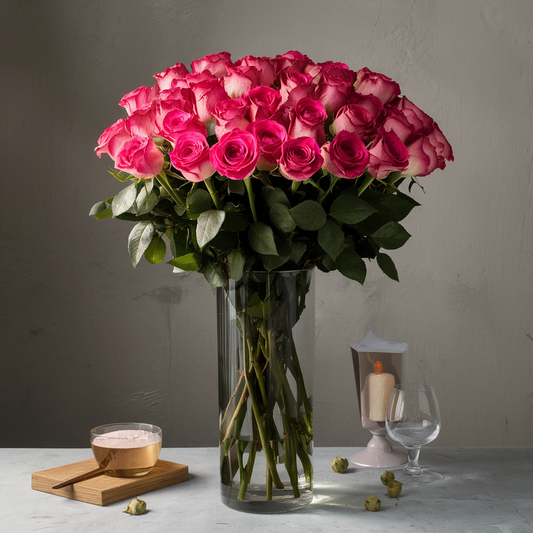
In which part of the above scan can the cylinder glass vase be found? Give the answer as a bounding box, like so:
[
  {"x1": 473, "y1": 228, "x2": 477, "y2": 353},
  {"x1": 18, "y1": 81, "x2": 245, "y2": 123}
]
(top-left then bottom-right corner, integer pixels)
[{"x1": 217, "y1": 269, "x2": 315, "y2": 513}]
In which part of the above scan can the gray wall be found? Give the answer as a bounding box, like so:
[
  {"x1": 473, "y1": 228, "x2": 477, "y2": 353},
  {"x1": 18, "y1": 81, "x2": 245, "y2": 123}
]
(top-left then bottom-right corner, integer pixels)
[{"x1": 1, "y1": 0, "x2": 532, "y2": 448}]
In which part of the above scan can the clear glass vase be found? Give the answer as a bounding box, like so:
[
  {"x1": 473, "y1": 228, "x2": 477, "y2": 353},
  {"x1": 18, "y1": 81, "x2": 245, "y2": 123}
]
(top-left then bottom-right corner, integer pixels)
[{"x1": 217, "y1": 269, "x2": 315, "y2": 513}]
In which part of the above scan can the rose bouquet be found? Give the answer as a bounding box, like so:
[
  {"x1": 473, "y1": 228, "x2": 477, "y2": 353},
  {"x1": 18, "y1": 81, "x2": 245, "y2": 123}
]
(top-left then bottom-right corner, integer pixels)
[{"x1": 91, "y1": 50, "x2": 453, "y2": 505}]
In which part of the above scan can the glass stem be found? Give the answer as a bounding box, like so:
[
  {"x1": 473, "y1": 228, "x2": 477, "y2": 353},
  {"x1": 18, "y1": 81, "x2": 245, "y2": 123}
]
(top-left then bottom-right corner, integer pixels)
[{"x1": 405, "y1": 446, "x2": 422, "y2": 475}]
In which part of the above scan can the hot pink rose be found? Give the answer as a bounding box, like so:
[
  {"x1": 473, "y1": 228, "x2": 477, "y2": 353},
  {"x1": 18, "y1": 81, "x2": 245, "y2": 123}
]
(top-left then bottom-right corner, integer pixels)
[
  {"x1": 234, "y1": 55, "x2": 277, "y2": 86},
  {"x1": 119, "y1": 85, "x2": 159, "y2": 115},
  {"x1": 275, "y1": 51, "x2": 312, "y2": 76},
  {"x1": 310, "y1": 61, "x2": 350, "y2": 83},
  {"x1": 278, "y1": 137, "x2": 324, "y2": 181},
  {"x1": 368, "y1": 130, "x2": 409, "y2": 179},
  {"x1": 355, "y1": 67, "x2": 401, "y2": 105},
  {"x1": 321, "y1": 130, "x2": 370, "y2": 179},
  {"x1": 246, "y1": 85, "x2": 282, "y2": 122},
  {"x1": 157, "y1": 87, "x2": 195, "y2": 114},
  {"x1": 247, "y1": 119, "x2": 288, "y2": 171},
  {"x1": 127, "y1": 101, "x2": 159, "y2": 138},
  {"x1": 95, "y1": 118, "x2": 132, "y2": 159},
  {"x1": 331, "y1": 104, "x2": 377, "y2": 142},
  {"x1": 213, "y1": 98, "x2": 250, "y2": 139},
  {"x1": 320, "y1": 64, "x2": 357, "y2": 95},
  {"x1": 169, "y1": 132, "x2": 215, "y2": 182},
  {"x1": 288, "y1": 97, "x2": 327, "y2": 146},
  {"x1": 160, "y1": 109, "x2": 207, "y2": 140},
  {"x1": 189, "y1": 78, "x2": 229, "y2": 125},
  {"x1": 348, "y1": 92, "x2": 386, "y2": 126},
  {"x1": 154, "y1": 62, "x2": 189, "y2": 91},
  {"x1": 315, "y1": 82, "x2": 348, "y2": 118},
  {"x1": 115, "y1": 135, "x2": 164, "y2": 179},
  {"x1": 191, "y1": 52, "x2": 233, "y2": 78},
  {"x1": 209, "y1": 129, "x2": 259, "y2": 180}
]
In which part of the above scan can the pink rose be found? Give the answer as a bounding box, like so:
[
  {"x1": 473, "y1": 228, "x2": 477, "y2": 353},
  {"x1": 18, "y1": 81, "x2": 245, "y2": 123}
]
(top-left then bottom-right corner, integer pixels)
[
  {"x1": 115, "y1": 135, "x2": 164, "y2": 179},
  {"x1": 154, "y1": 62, "x2": 189, "y2": 91},
  {"x1": 368, "y1": 130, "x2": 409, "y2": 179},
  {"x1": 95, "y1": 118, "x2": 132, "y2": 159},
  {"x1": 315, "y1": 82, "x2": 348, "y2": 118},
  {"x1": 288, "y1": 97, "x2": 327, "y2": 146},
  {"x1": 320, "y1": 64, "x2": 357, "y2": 95},
  {"x1": 234, "y1": 55, "x2": 277, "y2": 86},
  {"x1": 209, "y1": 129, "x2": 259, "y2": 180},
  {"x1": 213, "y1": 98, "x2": 250, "y2": 139},
  {"x1": 222, "y1": 65, "x2": 261, "y2": 98},
  {"x1": 189, "y1": 78, "x2": 229, "y2": 125},
  {"x1": 400, "y1": 135, "x2": 439, "y2": 178},
  {"x1": 275, "y1": 51, "x2": 312, "y2": 76},
  {"x1": 157, "y1": 87, "x2": 195, "y2": 114},
  {"x1": 246, "y1": 85, "x2": 282, "y2": 122},
  {"x1": 355, "y1": 67, "x2": 401, "y2": 105},
  {"x1": 310, "y1": 61, "x2": 350, "y2": 83},
  {"x1": 278, "y1": 69, "x2": 314, "y2": 103},
  {"x1": 169, "y1": 132, "x2": 215, "y2": 182},
  {"x1": 191, "y1": 51, "x2": 233, "y2": 78},
  {"x1": 160, "y1": 109, "x2": 207, "y2": 140},
  {"x1": 278, "y1": 137, "x2": 324, "y2": 181},
  {"x1": 331, "y1": 104, "x2": 378, "y2": 142},
  {"x1": 127, "y1": 101, "x2": 159, "y2": 138},
  {"x1": 119, "y1": 85, "x2": 159, "y2": 115},
  {"x1": 321, "y1": 131, "x2": 370, "y2": 179},
  {"x1": 247, "y1": 119, "x2": 288, "y2": 171},
  {"x1": 393, "y1": 96, "x2": 434, "y2": 132},
  {"x1": 428, "y1": 122, "x2": 454, "y2": 164}
]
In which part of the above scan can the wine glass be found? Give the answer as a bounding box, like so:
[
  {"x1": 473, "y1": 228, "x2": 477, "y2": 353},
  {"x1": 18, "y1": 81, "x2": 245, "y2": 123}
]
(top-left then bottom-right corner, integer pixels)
[{"x1": 386, "y1": 383, "x2": 442, "y2": 483}]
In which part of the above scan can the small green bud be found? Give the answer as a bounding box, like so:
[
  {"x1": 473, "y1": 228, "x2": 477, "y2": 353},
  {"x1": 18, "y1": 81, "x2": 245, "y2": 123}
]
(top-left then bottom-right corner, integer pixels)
[
  {"x1": 365, "y1": 495, "x2": 381, "y2": 511},
  {"x1": 123, "y1": 498, "x2": 147, "y2": 515},
  {"x1": 331, "y1": 456, "x2": 349, "y2": 473},
  {"x1": 380, "y1": 471, "x2": 395, "y2": 485},
  {"x1": 387, "y1": 480, "x2": 403, "y2": 498}
]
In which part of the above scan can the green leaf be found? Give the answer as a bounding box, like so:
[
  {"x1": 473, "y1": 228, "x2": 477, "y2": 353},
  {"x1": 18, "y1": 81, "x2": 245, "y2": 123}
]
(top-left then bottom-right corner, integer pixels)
[
  {"x1": 335, "y1": 248, "x2": 367, "y2": 284},
  {"x1": 362, "y1": 190, "x2": 419, "y2": 221},
  {"x1": 89, "y1": 201, "x2": 107, "y2": 216},
  {"x1": 370, "y1": 221, "x2": 411, "y2": 250},
  {"x1": 187, "y1": 189, "x2": 212, "y2": 218},
  {"x1": 170, "y1": 231, "x2": 188, "y2": 257},
  {"x1": 329, "y1": 195, "x2": 376, "y2": 224},
  {"x1": 168, "y1": 252, "x2": 202, "y2": 271},
  {"x1": 262, "y1": 187, "x2": 291, "y2": 209},
  {"x1": 227, "y1": 249, "x2": 246, "y2": 281},
  {"x1": 259, "y1": 237, "x2": 291, "y2": 270},
  {"x1": 221, "y1": 212, "x2": 248, "y2": 232},
  {"x1": 200, "y1": 262, "x2": 227, "y2": 288},
  {"x1": 228, "y1": 179, "x2": 245, "y2": 196},
  {"x1": 289, "y1": 200, "x2": 327, "y2": 231},
  {"x1": 112, "y1": 183, "x2": 137, "y2": 217},
  {"x1": 289, "y1": 240, "x2": 307, "y2": 264},
  {"x1": 318, "y1": 220, "x2": 345, "y2": 260},
  {"x1": 128, "y1": 221, "x2": 155, "y2": 268},
  {"x1": 144, "y1": 235, "x2": 166, "y2": 264},
  {"x1": 269, "y1": 203, "x2": 297, "y2": 233},
  {"x1": 248, "y1": 222, "x2": 278, "y2": 255},
  {"x1": 135, "y1": 188, "x2": 159, "y2": 215},
  {"x1": 376, "y1": 252, "x2": 399, "y2": 281},
  {"x1": 196, "y1": 210, "x2": 226, "y2": 248}
]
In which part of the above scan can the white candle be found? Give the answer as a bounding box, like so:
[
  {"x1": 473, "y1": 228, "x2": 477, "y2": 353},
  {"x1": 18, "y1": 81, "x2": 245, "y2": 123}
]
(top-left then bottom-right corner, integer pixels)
[{"x1": 366, "y1": 361, "x2": 395, "y2": 422}]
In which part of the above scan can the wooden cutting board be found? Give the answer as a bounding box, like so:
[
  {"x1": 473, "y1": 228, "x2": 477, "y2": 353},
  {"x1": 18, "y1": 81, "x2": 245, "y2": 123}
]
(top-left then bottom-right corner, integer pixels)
[{"x1": 32, "y1": 458, "x2": 189, "y2": 506}]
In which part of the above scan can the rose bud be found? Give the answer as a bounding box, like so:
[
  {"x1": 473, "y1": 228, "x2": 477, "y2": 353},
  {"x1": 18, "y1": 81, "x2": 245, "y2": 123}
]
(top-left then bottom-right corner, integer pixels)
[
  {"x1": 387, "y1": 480, "x2": 403, "y2": 498},
  {"x1": 331, "y1": 456, "x2": 349, "y2": 473},
  {"x1": 380, "y1": 471, "x2": 395, "y2": 486},
  {"x1": 123, "y1": 498, "x2": 147, "y2": 515},
  {"x1": 365, "y1": 496, "x2": 381, "y2": 512}
]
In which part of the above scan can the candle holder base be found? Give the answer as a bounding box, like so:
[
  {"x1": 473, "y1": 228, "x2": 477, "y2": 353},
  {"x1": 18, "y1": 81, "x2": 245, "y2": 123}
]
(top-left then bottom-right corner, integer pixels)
[{"x1": 350, "y1": 434, "x2": 406, "y2": 468}]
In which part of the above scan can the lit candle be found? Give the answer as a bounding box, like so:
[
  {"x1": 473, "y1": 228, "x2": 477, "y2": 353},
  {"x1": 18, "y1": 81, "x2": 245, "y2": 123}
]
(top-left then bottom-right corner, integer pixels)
[{"x1": 366, "y1": 361, "x2": 395, "y2": 422}]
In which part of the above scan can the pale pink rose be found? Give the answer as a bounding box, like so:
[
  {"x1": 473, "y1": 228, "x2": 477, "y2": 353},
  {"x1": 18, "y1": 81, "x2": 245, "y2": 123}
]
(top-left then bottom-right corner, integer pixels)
[
  {"x1": 247, "y1": 119, "x2": 288, "y2": 171},
  {"x1": 355, "y1": 67, "x2": 401, "y2": 105},
  {"x1": 275, "y1": 51, "x2": 313, "y2": 76},
  {"x1": 347, "y1": 92, "x2": 386, "y2": 127},
  {"x1": 278, "y1": 69, "x2": 314, "y2": 104},
  {"x1": 393, "y1": 96, "x2": 433, "y2": 132},
  {"x1": 246, "y1": 85, "x2": 282, "y2": 121},
  {"x1": 185, "y1": 70, "x2": 216, "y2": 86},
  {"x1": 95, "y1": 118, "x2": 132, "y2": 159},
  {"x1": 223, "y1": 65, "x2": 261, "y2": 98},
  {"x1": 115, "y1": 135, "x2": 164, "y2": 179},
  {"x1": 191, "y1": 51, "x2": 233, "y2": 78},
  {"x1": 234, "y1": 55, "x2": 277, "y2": 86},
  {"x1": 127, "y1": 101, "x2": 159, "y2": 138},
  {"x1": 157, "y1": 87, "x2": 195, "y2": 114},
  {"x1": 213, "y1": 98, "x2": 250, "y2": 139},
  {"x1": 154, "y1": 62, "x2": 189, "y2": 91},
  {"x1": 278, "y1": 137, "x2": 324, "y2": 181},
  {"x1": 209, "y1": 129, "x2": 259, "y2": 180},
  {"x1": 119, "y1": 85, "x2": 159, "y2": 115},
  {"x1": 189, "y1": 78, "x2": 229, "y2": 125},
  {"x1": 332, "y1": 104, "x2": 378, "y2": 142},
  {"x1": 288, "y1": 97, "x2": 327, "y2": 146},
  {"x1": 321, "y1": 130, "x2": 370, "y2": 179},
  {"x1": 428, "y1": 122, "x2": 454, "y2": 163},
  {"x1": 309, "y1": 61, "x2": 350, "y2": 83},
  {"x1": 169, "y1": 132, "x2": 215, "y2": 182},
  {"x1": 381, "y1": 108, "x2": 416, "y2": 145},
  {"x1": 315, "y1": 82, "x2": 348, "y2": 118},
  {"x1": 400, "y1": 135, "x2": 439, "y2": 177},
  {"x1": 160, "y1": 109, "x2": 207, "y2": 140},
  {"x1": 368, "y1": 130, "x2": 409, "y2": 179}
]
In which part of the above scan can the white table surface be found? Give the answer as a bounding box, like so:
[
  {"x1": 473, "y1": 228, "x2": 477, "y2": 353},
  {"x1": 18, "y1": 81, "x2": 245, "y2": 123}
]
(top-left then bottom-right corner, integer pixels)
[{"x1": 2, "y1": 446, "x2": 533, "y2": 532}]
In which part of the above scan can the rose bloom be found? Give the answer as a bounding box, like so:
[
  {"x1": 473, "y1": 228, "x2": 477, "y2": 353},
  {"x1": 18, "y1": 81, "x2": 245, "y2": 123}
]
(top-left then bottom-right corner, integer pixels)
[
  {"x1": 355, "y1": 67, "x2": 401, "y2": 105},
  {"x1": 278, "y1": 136, "x2": 324, "y2": 181},
  {"x1": 170, "y1": 132, "x2": 215, "y2": 182},
  {"x1": 209, "y1": 129, "x2": 259, "y2": 180},
  {"x1": 191, "y1": 51, "x2": 233, "y2": 78},
  {"x1": 223, "y1": 65, "x2": 261, "y2": 98},
  {"x1": 246, "y1": 85, "x2": 282, "y2": 121},
  {"x1": 278, "y1": 69, "x2": 314, "y2": 104},
  {"x1": 189, "y1": 78, "x2": 229, "y2": 125},
  {"x1": 119, "y1": 85, "x2": 159, "y2": 115},
  {"x1": 95, "y1": 118, "x2": 132, "y2": 159},
  {"x1": 213, "y1": 98, "x2": 250, "y2": 139},
  {"x1": 321, "y1": 131, "x2": 370, "y2": 179},
  {"x1": 247, "y1": 119, "x2": 288, "y2": 171},
  {"x1": 157, "y1": 87, "x2": 195, "y2": 114},
  {"x1": 288, "y1": 97, "x2": 328, "y2": 146},
  {"x1": 331, "y1": 104, "x2": 378, "y2": 142},
  {"x1": 160, "y1": 109, "x2": 207, "y2": 141},
  {"x1": 368, "y1": 130, "x2": 409, "y2": 179},
  {"x1": 127, "y1": 101, "x2": 159, "y2": 138},
  {"x1": 114, "y1": 135, "x2": 164, "y2": 179},
  {"x1": 315, "y1": 82, "x2": 348, "y2": 118},
  {"x1": 234, "y1": 55, "x2": 277, "y2": 86},
  {"x1": 275, "y1": 51, "x2": 312, "y2": 76},
  {"x1": 153, "y1": 62, "x2": 189, "y2": 91}
]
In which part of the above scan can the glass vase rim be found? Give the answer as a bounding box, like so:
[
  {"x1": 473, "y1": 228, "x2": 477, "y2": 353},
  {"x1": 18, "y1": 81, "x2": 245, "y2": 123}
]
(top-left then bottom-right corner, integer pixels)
[
  {"x1": 244, "y1": 267, "x2": 315, "y2": 275},
  {"x1": 392, "y1": 382, "x2": 436, "y2": 393}
]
